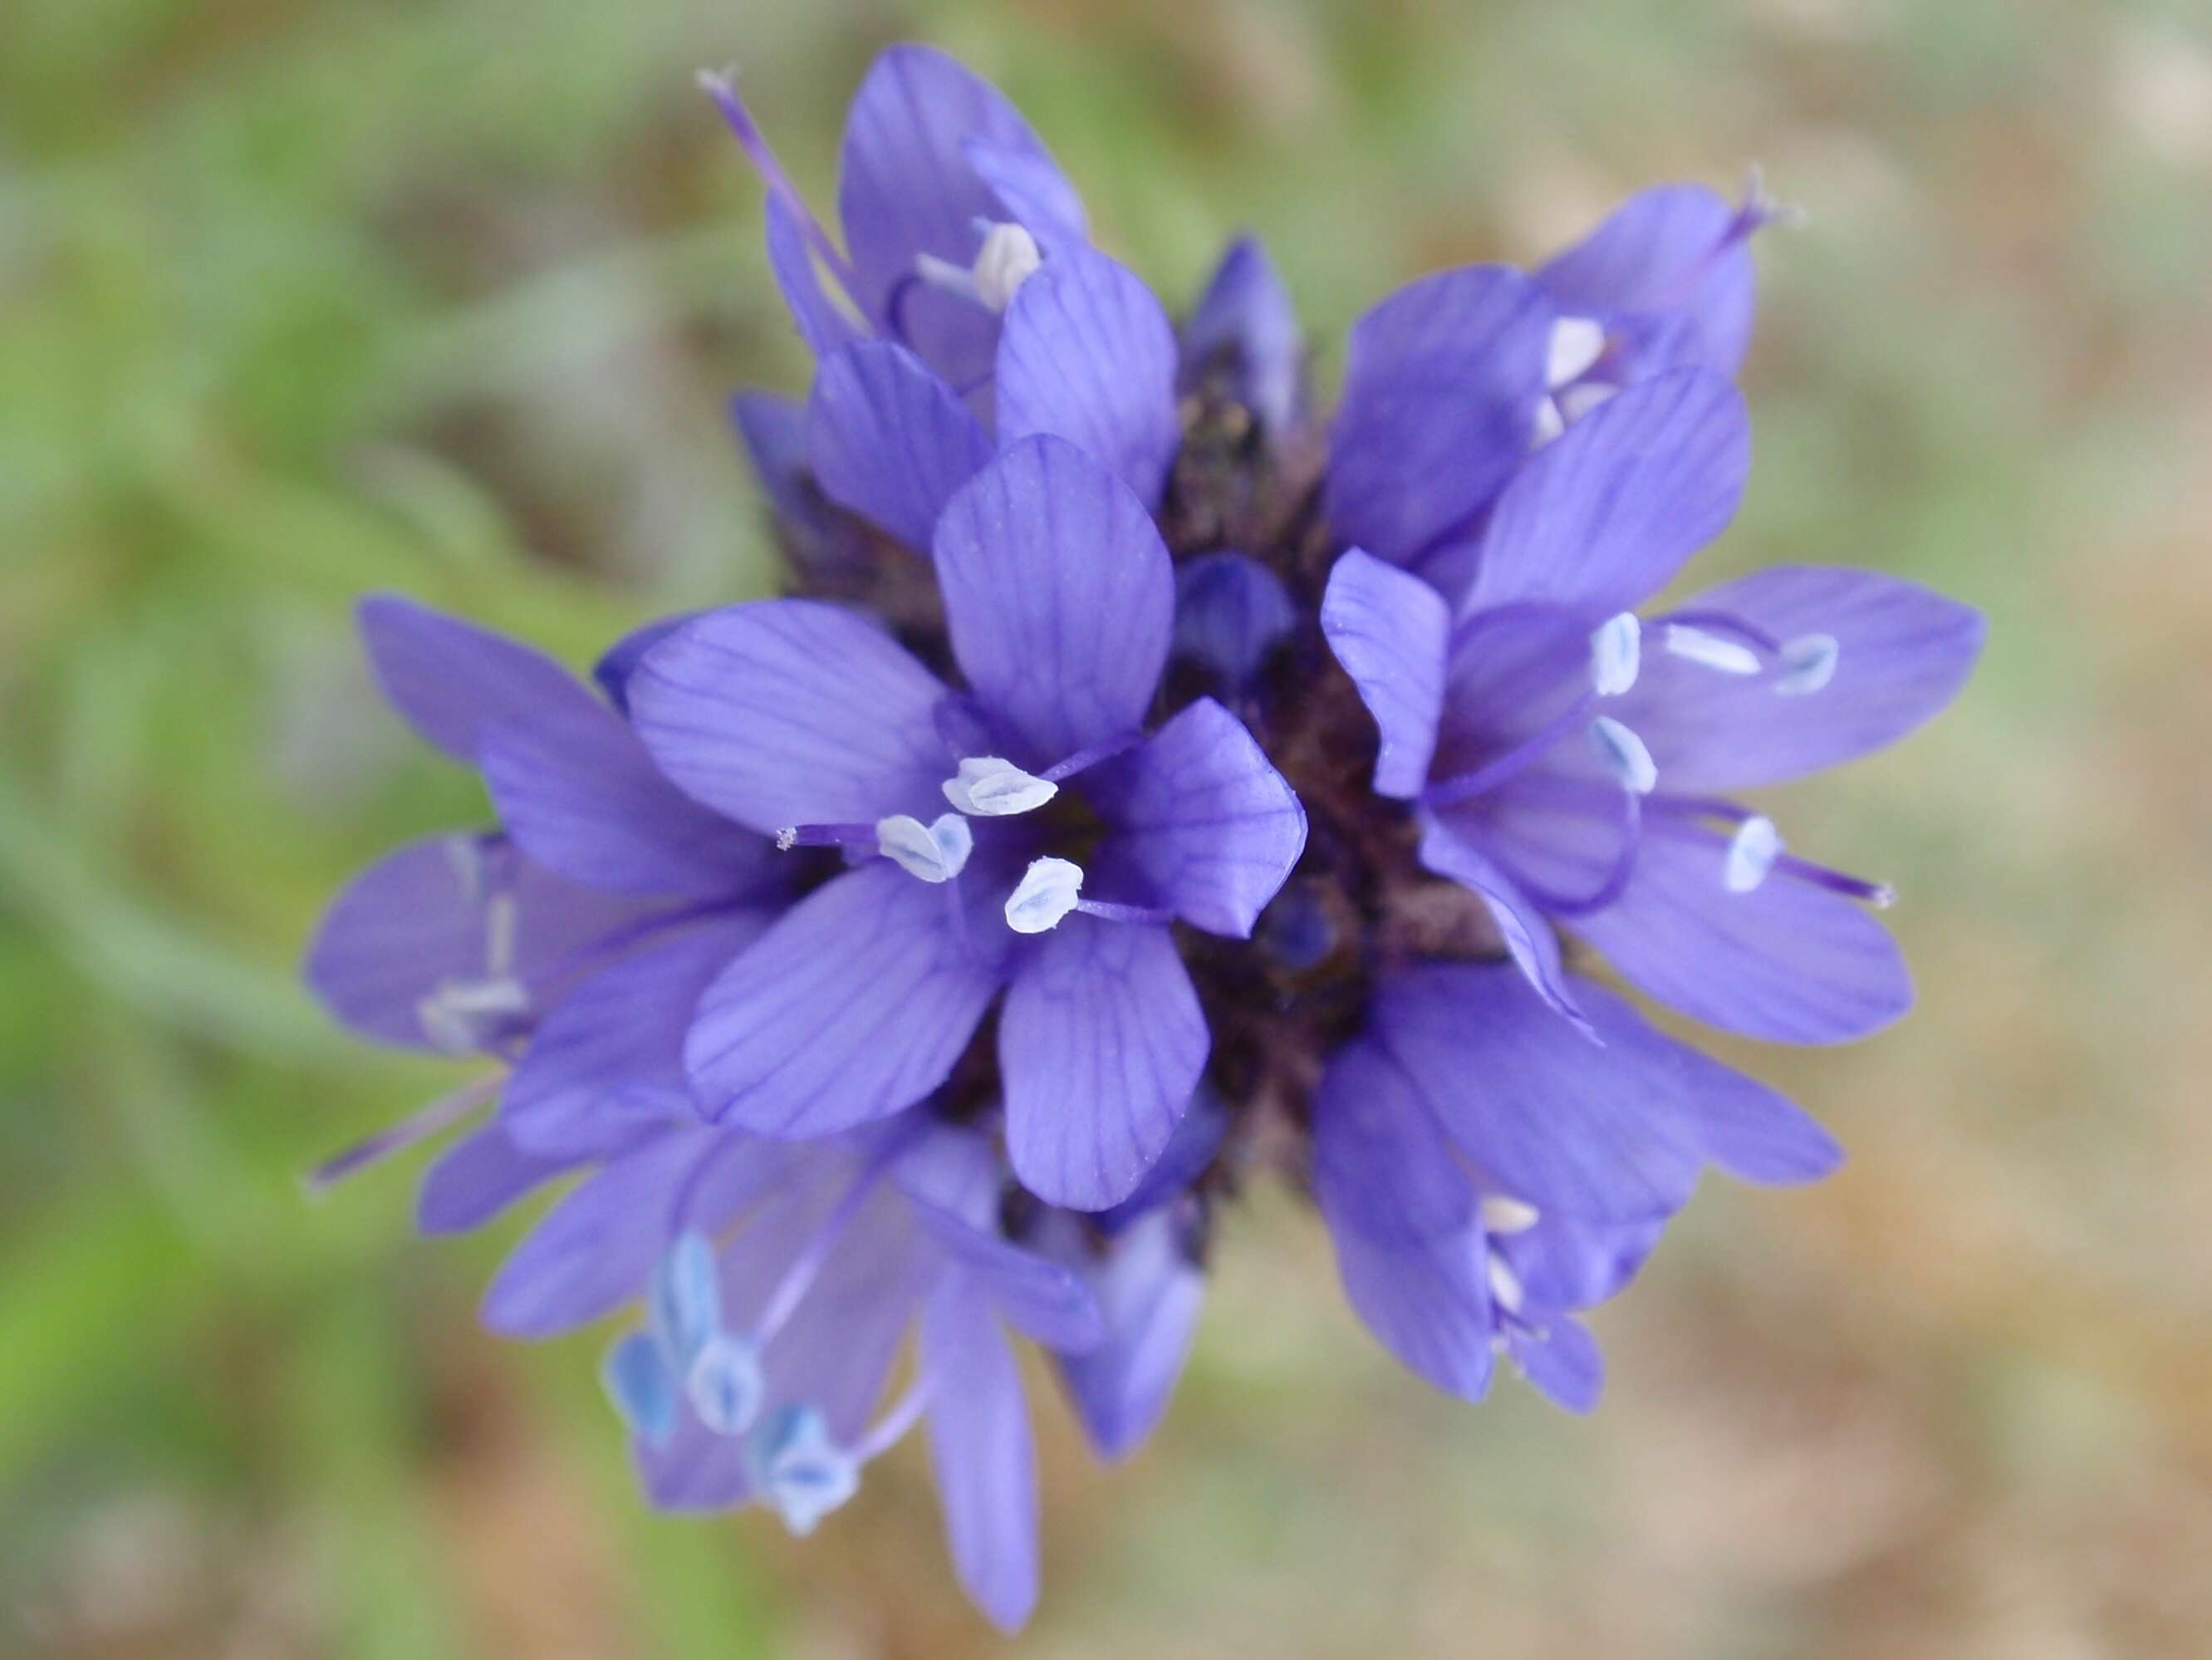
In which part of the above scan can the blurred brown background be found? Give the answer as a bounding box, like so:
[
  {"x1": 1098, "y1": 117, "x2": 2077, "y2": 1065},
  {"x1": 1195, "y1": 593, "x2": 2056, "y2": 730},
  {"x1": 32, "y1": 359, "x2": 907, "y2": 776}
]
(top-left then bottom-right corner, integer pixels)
[{"x1": 3, "y1": 0, "x2": 2210, "y2": 1653}]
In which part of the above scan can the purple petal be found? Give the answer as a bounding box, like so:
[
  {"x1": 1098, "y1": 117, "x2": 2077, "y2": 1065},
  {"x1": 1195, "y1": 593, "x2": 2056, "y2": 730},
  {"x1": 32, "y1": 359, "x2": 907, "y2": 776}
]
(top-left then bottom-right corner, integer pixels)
[
  {"x1": 1509, "y1": 1315, "x2": 1605, "y2": 1413},
  {"x1": 933, "y1": 436, "x2": 1173, "y2": 766},
  {"x1": 764, "y1": 193, "x2": 861, "y2": 359},
  {"x1": 1462, "y1": 369, "x2": 1749, "y2": 619},
  {"x1": 1325, "y1": 265, "x2": 1553, "y2": 567},
  {"x1": 629, "y1": 600, "x2": 953, "y2": 832},
  {"x1": 593, "y1": 614, "x2": 699, "y2": 718},
  {"x1": 1328, "y1": 1221, "x2": 1496, "y2": 1402},
  {"x1": 416, "y1": 1118, "x2": 581, "y2": 1235},
  {"x1": 1504, "y1": 1212, "x2": 1667, "y2": 1311},
  {"x1": 479, "y1": 708, "x2": 777, "y2": 897},
  {"x1": 686, "y1": 862, "x2": 1006, "y2": 1136},
  {"x1": 999, "y1": 920, "x2": 1207, "y2": 1211},
  {"x1": 1667, "y1": 1041, "x2": 1843, "y2": 1185},
  {"x1": 838, "y1": 44, "x2": 1077, "y2": 390},
  {"x1": 1082, "y1": 697, "x2": 1305, "y2": 940},
  {"x1": 1180, "y1": 233, "x2": 1303, "y2": 439},
  {"x1": 480, "y1": 1129, "x2": 714, "y2": 1338},
  {"x1": 1094, "y1": 1085, "x2": 1228, "y2": 1235},
  {"x1": 806, "y1": 340, "x2": 992, "y2": 551},
  {"x1": 1538, "y1": 184, "x2": 1755, "y2": 374},
  {"x1": 962, "y1": 135, "x2": 1088, "y2": 251},
  {"x1": 906, "y1": 1200, "x2": 1105, "y2": 1353},
  {"x1": 1320, "y1": 548, "x2": 1450, "y2": 798},
  {"x1": 730, "y1": 392, "x2": 866, "y2": 573},
  {"x1": 356, "y1": 596, "x2": 593, "y2": 764},
  {"x1": 1310, "y1": 1035, "x2": 1475, "y2": 1246},
  {"x1": 1414, "y1": 813, "x2": 1591, "y2": 1034},
  {"x1": 302, "y1": 834, "x2": 648, "y2": 1052},
  {"x1": 1370, "y1": 963, "x2": 1709, "y2": 1221},
  {"x1": 1624, "y1": 567, "x2": 1987, "y2": 790},
  {"x1": 920, "y1": 1278, "x2": 1040, "y2": 1633},
  {"x1": 1051, "y1": 1211, "x2": 1204, "y2": 1460},
  {"x1": 503, "y1": 914, "x2": 768, "y2": 1157},
  {"x1": 1484, "y1": 793, "x2": 1913, "y2": 1043},
  {"x1": 995, "y1": 246, "x2": 1180, "y2": 508},
  {"x1": 1170, "y1": 552, "x2": 1297, "y2": 695}
]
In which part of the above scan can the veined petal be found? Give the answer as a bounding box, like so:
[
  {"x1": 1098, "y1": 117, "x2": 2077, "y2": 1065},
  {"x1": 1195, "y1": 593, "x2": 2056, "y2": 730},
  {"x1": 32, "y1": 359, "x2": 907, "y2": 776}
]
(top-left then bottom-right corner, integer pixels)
[
  {"x1": 1310, "y1": 1036, "x2": 1476, "y2": 1246},
  {"x1": 933, "y1": 436, "x2": 1174, "y2": 765},
  {"x1": 1415, "y1": 813, "x2": 1591, "y2": 1034},
  {"x1": 417, "y1": 1118, "x2": 582, "y2": 1235},
  {"x1": 1320, "y1": 548, "x2": 1451, "y2": 798},
  {"x1": 629, "y1": 600, "x2": 953, "y2": 832},
  {"x1": 685, "y1": 862, "x2": 1006, "y2": 1136},
  {"x1": 1000, "y1": 919, "x2": 1208, "y2": 1211},
  {"x1": 962, "y1": 134, "x2": 1089, "y2": 252},
  {"x1": 503, "y1": 914, "x2": 769, "y2": 1158},
  {"x1": 807, "y1": 340, "x2": 992, "y2": 551},
  {"x1": 1050, "y1": 1211, "x2": 1204, "y2": 1461},
  {"x1": 593, "y1": 614, "x2": 699, "y2": 719},
  {"x1": 1082, "y1": 697, "x2": 1305, "y2": 940},
  {"x1": 839, "y1": 44, "x2": 1078, "y2": 390},
  {"x1": 905, "y1": 1200, "x2": 1105, "y2": 1353},
  {"x1": 1538, "y1": 183, "x2": 1755, "y2": 374},
  {"x1": 1370, "y1": 963, "x2": 1709, "y2": 1222},
  {"x1": 357, "y1": 596, "x2": 593, "y2": 764},
  {"x1": 920, "y1": 1277, "x2": 1040, "y2": 1633},
  {"x1": 1462, "y1": 368, "x2": 1749, "y2": 619},
  {"x1": 1510, "y1": 1315, "x2": 1605, "y2": 1413},
  {"x1": 764, "y1": 194, "x2": 863, "y2": 359},
  {"x1": 1325, "y1": 265, "x2": 1553, "y2": 567},
  {"x1": 1622, "y1": 567, "x2": 1987, "y2": 790},
  {"x1": 995, "y1": 245, "x2": 1180, "y2": 508},
  {"x1": 479, "y1": 708, "x2": 776, "y2": 897}
]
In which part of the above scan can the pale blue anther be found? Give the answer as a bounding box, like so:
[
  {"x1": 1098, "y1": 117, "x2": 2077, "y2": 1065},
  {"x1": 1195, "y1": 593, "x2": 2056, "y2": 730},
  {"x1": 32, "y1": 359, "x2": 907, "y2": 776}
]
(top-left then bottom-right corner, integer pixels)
[
  {"x1": 649, "y1": 1230, "x2": 722, "y2": 1371},
  {"x1": 686, "y1": 1332, "x2": 767, "y2": 1437},
  {"x1": 750, "y1": 1402, "x2": 860, "y2": 1536},
  {"x1": 601, "y1": 1330, "x2": 678, "y2": 1448}
]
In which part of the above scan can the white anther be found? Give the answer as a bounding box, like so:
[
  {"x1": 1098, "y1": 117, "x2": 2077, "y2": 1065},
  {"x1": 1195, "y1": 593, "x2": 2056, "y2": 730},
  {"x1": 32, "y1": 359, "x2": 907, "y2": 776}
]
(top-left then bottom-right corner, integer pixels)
[
  {"x1": 1773, "y1": 633, "x2": 1840, "y2": 695},
  {"x1": 444, "y1": 834, "x2": 486, "y2": 904},
  {"x1": 1869, "y1": 883, "x2": 1898, "y2": 911},
  {"x1": 753, "y1": 1406, "x2": 859, "y2": 1537},
  {"x1": 915, "y1": 222, "x2": 1041, "y2": 314},
  {"x1": 1486, "y1": 1254, "x2": 1527, "y2": 1316},
  {"x1": 1547, "y1": 316, "x2": 1607, "y2": 388},
  {"x1": 1589, "y1": 611, "x2": 1642, "y2": 697},
  {"x1": 1556, "y1": 381, "x2": 1619, "y2": 423},
  {"x1": 686, "y1": 1335, "x2": 766, "y2": 1437},
  {"x1": 1480, "y1": 1196, "x2": 1541, "y2": 1235},
  {"x1": 483, "y1": 890, "x2": 517, "y2": 977},
  {"x1": 1004, "y1": 856, "x2": 1083, "y2": 934},
  {"x1": 1664, "y1": 622, "x2": 1763, "y2": 676},
  {"x1": 1529, "y1": 395, "x2": 1567, "y2": 450},
  {"x1": 775, "y1": 827, "x2": 798, "y2": 852},
  {"x1": 875, "y1": 813, "x2": 974, "y2": 884},
  {"x1": 416, "y1": 977, "x2": 530, "y2": 1053},
  {"x1": 942, "y1": 756, "x2": 1058, "y2": 817},
  {"x1": 1724, "y1": 815, "x2": 1783, "y2": 894},
  {"x1": 971, "y1": 222, "x2": 1042, "y2": 311},
  {"x1": 1588, "y1": 715, "x2": 1658, "y2": 795}
]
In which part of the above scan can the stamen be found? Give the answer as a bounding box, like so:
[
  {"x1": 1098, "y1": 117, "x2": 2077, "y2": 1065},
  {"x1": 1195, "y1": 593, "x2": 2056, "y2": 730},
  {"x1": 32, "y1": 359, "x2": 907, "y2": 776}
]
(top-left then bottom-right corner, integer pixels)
[
  {"x1": 1724, "y1": 815, "x2": 1783, "y2": 894},
  {"x1": 1773, "y1": 633, "x2": 1840, "y2": 695},
  {"x1": 687, "y1": 1333, "x2": 767, "y2": 1437},
  {"x1": 602, "y1": 1331, "x2": 678, "y2": 1448},
  {"x1": 649, "y1": 1232, "x2": 723, "y2": 1369},
  {"x1": 1589, "y1": 612, "x2": 1641, "y2": 697},
  {"x1": 1547, "y1": 316, "x2": 1607, "y2": 388},
  {"x1": 1423, "y1": 693, "x2": 1600, "y2": 810},
  {"x1": 1529, "y1": 395, "x2": 1567, "y2": 449},
  {"x1": 483, "y1": 890, "x2": 518, "y2": 977},
  {"x1": 1588, "y1": 715, "x2": 1659, "y2": 796},
  {"x1": 847, "y1": 1373, "x2": 933, "y2": 1463},
  {"x1": 1480, "y1": 1196, "x2": 1541, "y2": 1235},
  {"x1": 1774, "y1": 854, "x2": 1895, "y2": 909},
  {"x1": 1038, "y1": 729, "x2": 1145, "y2": 784},
  {"x1": 875, "y1": 813, "x2": 974, "y2": 883},
  {"x1": 775, "y1": 822, "x2": 879, "y2": 853},
  {"x1": 1486, "y1": 1255, "x2": 1527, "y2": 1316},
  {"x1": 1005, "y1": 857, "x2": 1084, "y2": 934},
  {"x1": 1501, "y1": 790, "x2": 1644, "y2": 917},
  {"x1": 304, "y1": 1073, "x2": 503, "y2": 1196},
  {"x1": 1072, "y1": 896, "x2": 1178, "y2": 926},
  {"x1": 1556, "y1": 381, "x2": 1618, "y2": 423},
  {"x1": 416, "y1": 976, "x2": 530, "y2": 1054},
  {"x1": 1664, "y1": 622, "x2": 1763, "y2": 676},
  {"x1": 915, "y1": 221, "x2": 1041, "y2": 314},
  {"x1": 749, "y1": 1403, "x2": 859, "y2": 1537},
  {"x1": 942, "y1": 757, "x2": 1057, "y2": 816}
]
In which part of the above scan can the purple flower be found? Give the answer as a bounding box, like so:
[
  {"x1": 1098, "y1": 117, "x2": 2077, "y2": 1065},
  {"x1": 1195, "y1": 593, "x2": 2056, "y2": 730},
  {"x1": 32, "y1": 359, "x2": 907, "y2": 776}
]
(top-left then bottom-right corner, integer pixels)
[
  {"x1": 628, "y1": 435, "x2": 1306, "y2": 1209},
  {"x1": 1312, "y1": 960, "x2": 1840, "y2": 1408},
  {"x1": 1322, "y1": 368, "x2": 1986, "y2": 1042}
]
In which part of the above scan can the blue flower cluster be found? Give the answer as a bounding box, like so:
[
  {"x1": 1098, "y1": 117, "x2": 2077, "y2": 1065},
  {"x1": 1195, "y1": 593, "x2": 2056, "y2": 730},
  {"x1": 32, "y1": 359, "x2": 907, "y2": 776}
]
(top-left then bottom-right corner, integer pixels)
[{"x1": 305, "y1": 47, "x2": 1984, "y2": 1630}]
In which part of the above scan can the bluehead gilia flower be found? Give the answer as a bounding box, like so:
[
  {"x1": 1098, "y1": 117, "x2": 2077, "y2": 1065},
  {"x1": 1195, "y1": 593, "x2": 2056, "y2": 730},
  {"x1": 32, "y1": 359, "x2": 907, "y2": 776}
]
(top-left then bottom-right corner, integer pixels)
[{"x1": 302, "y1": 41, "x2": 1984, "y2": 1632}]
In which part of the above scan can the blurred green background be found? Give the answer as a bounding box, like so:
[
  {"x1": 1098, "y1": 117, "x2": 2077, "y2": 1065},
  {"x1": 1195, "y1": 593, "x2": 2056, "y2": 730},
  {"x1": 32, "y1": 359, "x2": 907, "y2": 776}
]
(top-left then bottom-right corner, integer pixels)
[{"x1": 5, "y1": 0, "x2": 2210, "y2": 1653}]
